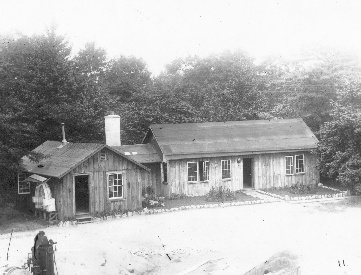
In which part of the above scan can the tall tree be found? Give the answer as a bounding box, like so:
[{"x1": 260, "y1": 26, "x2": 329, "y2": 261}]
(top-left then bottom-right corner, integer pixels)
[
  {"x1": 155, "y1": 50, "x2": 267, "y2": 122},
  {"x1": 71, "y1": 42, "x2": 109, "y2": 142},
  {"x1": 0, "y1": 30, "x2": 109, "y2": 193},
  {"x1": 0, "y1": 29, "x2": 75, "y2": 191},
  {"x1": 105, "y1": 56, "x2": 152, "y2": 103},
  {"x1": 259, "y1": 49, "x2": 361, "y2": 132}
]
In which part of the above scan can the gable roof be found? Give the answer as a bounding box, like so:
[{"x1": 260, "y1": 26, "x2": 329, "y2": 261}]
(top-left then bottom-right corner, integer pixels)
[
  {"x1": 112, "y1": 144, "x2": 162, "y2": 163},
  {"x1": 22, "y1": 140, "x2": 149, "y2": 178},
  {"x1": 148, "y1": 118, "x2": 318, "y2": 160}
]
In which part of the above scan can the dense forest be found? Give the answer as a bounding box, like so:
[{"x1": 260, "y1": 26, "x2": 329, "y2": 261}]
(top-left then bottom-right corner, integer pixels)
[{"x1": 1, "y1": 29, "x2": 361, "y2": 196}]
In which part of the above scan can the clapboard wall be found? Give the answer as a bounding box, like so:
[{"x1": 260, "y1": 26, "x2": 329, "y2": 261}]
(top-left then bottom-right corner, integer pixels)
[
  {"x1": 166, "y1": 151, "x2": 319, "y2": 197},
  {"x1": 51, "y1": 148, "x2": 150, "y2": 220}
]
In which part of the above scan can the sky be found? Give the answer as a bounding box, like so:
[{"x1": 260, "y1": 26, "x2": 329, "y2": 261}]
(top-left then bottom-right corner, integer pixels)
[{"x1": 1, "y1": 0, "x2": 361, "y2": 74}]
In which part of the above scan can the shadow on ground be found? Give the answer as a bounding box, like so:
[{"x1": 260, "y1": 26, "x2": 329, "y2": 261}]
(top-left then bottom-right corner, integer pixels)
[
  {"x1": 0, "y1": 207, "x2": 49, "y2": 235},
  {"x1": 301, "y1": 196, "x2": 361, "y2": 214}
]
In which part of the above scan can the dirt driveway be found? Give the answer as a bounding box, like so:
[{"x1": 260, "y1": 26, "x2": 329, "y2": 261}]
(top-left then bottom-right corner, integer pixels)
[{"x1": 1, "y1": 199, "x2": 361, "y2": 274}]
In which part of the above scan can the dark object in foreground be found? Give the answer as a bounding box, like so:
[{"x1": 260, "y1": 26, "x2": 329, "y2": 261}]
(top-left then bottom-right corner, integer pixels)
[{"x1": 28, "y1": 231, "x2": 56, "y2": 275}]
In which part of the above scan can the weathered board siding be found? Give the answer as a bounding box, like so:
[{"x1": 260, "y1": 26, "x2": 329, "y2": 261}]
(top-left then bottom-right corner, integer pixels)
[
  {"x1": 143, "y1": 162, "x2": 168, "y2": 196},
  {"x1": 53, "y1": 148, "x2": 150, "y2": 220},
  {"x1": 252, "y1": 151, "x2": 319, "y2": 189},
  {"x1": 166, "y1": 151, "x2": 319, "y2": 197}
]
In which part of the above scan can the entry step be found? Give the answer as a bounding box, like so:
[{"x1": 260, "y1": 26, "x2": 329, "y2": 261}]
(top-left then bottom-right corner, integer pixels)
[{"x1": 75, "y1": 213, "x2": 93, "y2": 224}]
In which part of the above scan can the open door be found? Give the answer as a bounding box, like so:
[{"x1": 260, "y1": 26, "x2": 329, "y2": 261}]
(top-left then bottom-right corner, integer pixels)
[
  {"x1": 74, "y1": 175, "x2": 89, "y2": 214},
  {"x1": 243, "y1": 158, "x2": 253, "y2": 188}
]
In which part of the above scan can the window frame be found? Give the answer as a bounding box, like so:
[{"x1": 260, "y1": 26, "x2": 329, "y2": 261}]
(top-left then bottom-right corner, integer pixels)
[
  {"x1": 99, "y1": 152, "x2": 107, "y2": 161},
  {"x1": 162, "y1": 162, "x2": 168, "y2": 183},
  {"x1": 221, "y1": 159, "x2": 231, "y2": 179},
  {"x1": 187, "y1": 162, "x2": 198, "y2": 183},
  {"x1": 199, "y1": 160, "x2": 210, "y2": 182},
  {"x1": 295, "y1": 154, "x2": 305, "y2": 174},
  {"x1": 285, "y1": 156, "x2": 294, "y2": 176},
  {"x1": 107, "y1": 172, "x2": 124, "y2": 199},
  {"x1": 18, "y1": 173, "x2": 30, "y2": 194},
  {"x1": 187, "y1": 161, "x2": 210, "y2": 183}
]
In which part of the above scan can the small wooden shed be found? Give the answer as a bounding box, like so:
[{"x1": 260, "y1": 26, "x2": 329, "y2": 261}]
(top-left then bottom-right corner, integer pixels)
[{"x1": 19, "y1": 141, "x2": 150, "y2": 220}]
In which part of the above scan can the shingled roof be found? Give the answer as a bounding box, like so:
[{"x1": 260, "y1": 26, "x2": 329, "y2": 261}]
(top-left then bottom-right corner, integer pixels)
[
  {"x1": 147, "y1": 118, "x2": 318, "y2": 160},
  {"x1": 112, "y1": 144, "x2": 162, "y2": 163},
  {"x1": 22, "y1": 140, "x2": 149, "y2": 178}
]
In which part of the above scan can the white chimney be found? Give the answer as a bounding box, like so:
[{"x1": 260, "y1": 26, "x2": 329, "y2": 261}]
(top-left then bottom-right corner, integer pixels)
[{"x1": 105, "y1": 112, "x2": 121, "y2": 146}]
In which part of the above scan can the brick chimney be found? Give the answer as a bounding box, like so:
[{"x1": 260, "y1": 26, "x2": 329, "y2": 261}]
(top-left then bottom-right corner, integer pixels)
[{"x1": 105, "y1": 111, "x2": 121, "y2": 146}]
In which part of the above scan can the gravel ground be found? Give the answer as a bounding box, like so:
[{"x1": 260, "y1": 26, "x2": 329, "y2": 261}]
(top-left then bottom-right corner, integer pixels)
[{"x1": 1, "y1": 198, "x2": 361, "y2": 274}]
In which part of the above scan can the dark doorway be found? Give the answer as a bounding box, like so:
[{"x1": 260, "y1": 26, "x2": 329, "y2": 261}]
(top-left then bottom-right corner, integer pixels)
[
  {"x1": 74, "y1": 175, "x2": 89, "y2": 214},
  {"x1": 243, "y1": 158, "x2": 253, "y2": 188}
]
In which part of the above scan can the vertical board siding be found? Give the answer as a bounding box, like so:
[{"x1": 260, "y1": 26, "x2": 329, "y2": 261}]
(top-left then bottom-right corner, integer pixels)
[
  {"x1": 166, "y1": 151, "x2": 319, "y2": 197},
  {"x1": 143, "y1": 163, "x2": 161, "y2": 195},
  {"x1": 54, "y1": 148, "x2": 150, "y2": 220}
]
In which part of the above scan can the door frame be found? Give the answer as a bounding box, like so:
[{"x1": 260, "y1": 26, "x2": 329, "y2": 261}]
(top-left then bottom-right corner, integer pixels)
[
  {"x1": 243, "y1": 158, "x2": 254, "y2": 188},
  {"x1": 73, "y1": 173, "x2": 91, "y2": 215}
]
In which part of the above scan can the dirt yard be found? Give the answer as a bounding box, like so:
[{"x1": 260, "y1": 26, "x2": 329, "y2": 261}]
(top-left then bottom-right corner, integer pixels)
[{"x1": 1, "y1": 198, "x2": 361, "y2": 274}]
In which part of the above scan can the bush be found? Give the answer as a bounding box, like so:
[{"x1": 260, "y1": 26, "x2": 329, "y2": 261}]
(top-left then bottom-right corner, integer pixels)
[
  {"x1": 289, "y1": 183, "x2": 317, "y2": 195},
  {"x1": 142, "y1": 185, "x2": 164, "y2": 208},
  {"x1": 142, "y1": 185, "x2": 155, "y2": 197},
  {"x1": 205, "y1": 186, "x2": 236, "y2": 202},
  {"x1": 317, "y1": 106, "x2": 361, "y2": 193},
  {"x1": 142, "y1": 197, "x2": 164, "y2": 208},
  {"x1": 354, "y1": 183, "x2": 361, "y2": 194}
]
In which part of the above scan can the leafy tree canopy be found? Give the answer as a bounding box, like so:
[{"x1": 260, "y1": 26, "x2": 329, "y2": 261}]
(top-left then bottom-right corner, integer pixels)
[
  {"x1": 259, "y1": 48, "x2": 361, "y2": 132},
  {"x1": 317, "y1": 90, "x2": 361, "y2": 192}
]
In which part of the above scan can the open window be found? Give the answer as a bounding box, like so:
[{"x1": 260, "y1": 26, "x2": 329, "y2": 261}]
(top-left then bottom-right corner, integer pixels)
[
  {"x1": 187, "y1": 161, "x2": 210, "y2": 183},
  {"x1": 199, "y1": 161, "x2": 209, "y2": 181},
  {"x1": 285, "y1": 154, "x2": 305, "y2": 175},
  {"x1": 285, "y1": 156, "x2": 294, "y2": 175},
  {"x1": 295, "y1": 154, "x2": 305, "y2": 174}
]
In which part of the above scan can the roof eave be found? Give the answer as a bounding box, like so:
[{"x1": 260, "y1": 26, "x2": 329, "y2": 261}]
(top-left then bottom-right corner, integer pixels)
[
  {"x1": 20, "y1": 168, "x2": 63, "y2": 179},
  {"x1": 23, "y1": 143, "x2": 151, "y2": 179},
  {"x1": 165, "y1": 147, "x2": 317, "y2": 161}
]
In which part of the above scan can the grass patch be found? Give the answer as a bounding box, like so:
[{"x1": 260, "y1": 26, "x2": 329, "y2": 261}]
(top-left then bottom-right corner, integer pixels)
[
  {"x1": 264, "y1": 186, "x2": 340, "y2": 198},
  {"x1": 162, "y1": 191, "x2": 260, "y2": 209},
  {"x1": 0, "y1": 207, "x2": 48, "y2": 234},
  {"x1": 323, "y1": 183, "x2": 349, "y2": 192}
]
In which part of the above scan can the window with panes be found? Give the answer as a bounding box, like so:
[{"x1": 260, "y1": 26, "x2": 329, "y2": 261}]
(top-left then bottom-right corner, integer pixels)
[
  {"x1": 221, "y1": 160, "x2": 231, "y2": 179},
  {"x1": 108, "y1": 173, "x2": 123, "y2": 199},
  {"x1": 18, "y1": 173, "x2": 30, "y2": 194},
  {"x1": 295, "y1": 155, "x2": 305, "y2": 174},
  {"x1": 187, "y1": 161, "x2": 210, "y2": 182},
  {"x1": 285, "y1": 156, "x2": 294, "y2": 175}
]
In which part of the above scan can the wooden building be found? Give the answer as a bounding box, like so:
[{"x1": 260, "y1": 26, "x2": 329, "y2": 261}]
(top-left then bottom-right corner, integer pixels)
[
  {"x1": 18, "y1": 116, "x2": 319, "y2": 216},
  {"x1": 20, "y1": 141, "x2": 150, "y2": 220},
  {"x1": 121, "y1": 118, "x2": 320, "y2": 198}
]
